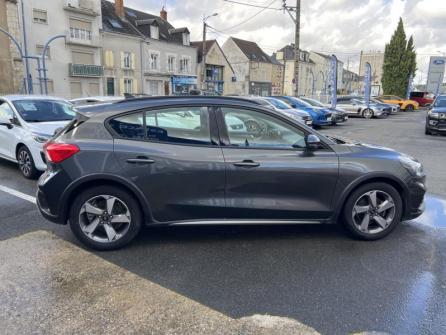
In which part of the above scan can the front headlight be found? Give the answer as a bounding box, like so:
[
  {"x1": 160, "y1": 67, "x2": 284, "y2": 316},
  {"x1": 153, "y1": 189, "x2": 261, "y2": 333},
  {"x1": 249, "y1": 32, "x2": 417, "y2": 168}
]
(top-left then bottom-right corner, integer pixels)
[
  {"x1": 32, "y1": 132, "x2": 51, "y2": 143},
  {"x1": 399, "y1": 156, "x2": 423, "y2": 177},
  {"x1": 428, "y1": 111, "x2": 439, "y2": 119}
]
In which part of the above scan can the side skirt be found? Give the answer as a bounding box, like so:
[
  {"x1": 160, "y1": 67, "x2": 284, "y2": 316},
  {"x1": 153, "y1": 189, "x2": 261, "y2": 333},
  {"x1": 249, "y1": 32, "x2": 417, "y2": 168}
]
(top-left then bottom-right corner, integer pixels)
[{"x1": 148, "y1": 219, "x2": 332, "y2": 226}]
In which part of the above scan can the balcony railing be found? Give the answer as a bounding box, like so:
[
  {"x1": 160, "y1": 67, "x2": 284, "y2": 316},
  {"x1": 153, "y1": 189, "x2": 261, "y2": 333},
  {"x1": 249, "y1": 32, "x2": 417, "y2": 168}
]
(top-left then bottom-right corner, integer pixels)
[{"x1": 69, "y1": 63, "x2": 103, "y2": 77}]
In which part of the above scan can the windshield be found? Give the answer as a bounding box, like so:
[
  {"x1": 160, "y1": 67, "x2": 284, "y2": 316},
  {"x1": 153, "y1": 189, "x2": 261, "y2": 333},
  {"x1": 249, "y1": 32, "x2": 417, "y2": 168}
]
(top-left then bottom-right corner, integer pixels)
[
  {"x1": 265, "y1": 98, "x2": 291, "y2": 110},
  {"x1": 302, "y1": 98, "x2": 325, "y2": 107},
  {"x1": 434, "y1": 96, "x2": 446, "y2": 108},
  {"x1": 287, "y1": 97, "x2": 312, "y2": 108},
  {"x1": 13, "y1": 100, "x2": 76, "y2": 122}
]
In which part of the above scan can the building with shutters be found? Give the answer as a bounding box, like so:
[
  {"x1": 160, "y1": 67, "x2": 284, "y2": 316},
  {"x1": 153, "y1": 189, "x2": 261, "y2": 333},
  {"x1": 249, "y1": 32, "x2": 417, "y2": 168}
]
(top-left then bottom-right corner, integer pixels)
[
  {"x1": 101, "y1": 0, "x2": 197, "y2": 96},
  {"x1": 15, "y1": 0, "x2": 105, "y2": 98},
  {"x1": 222, "y1": 37, "x2": 275, "y2": 96}
]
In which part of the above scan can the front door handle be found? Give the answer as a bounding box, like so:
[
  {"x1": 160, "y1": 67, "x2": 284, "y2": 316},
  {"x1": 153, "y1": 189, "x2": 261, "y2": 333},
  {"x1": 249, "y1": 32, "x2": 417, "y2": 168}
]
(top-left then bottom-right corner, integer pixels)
[
  {"x1": 126, "y1": 157, "x2": 155, "y2": 164},
  {"x1": 233, "y1": 160, "x2": 260, "y2": 168}
]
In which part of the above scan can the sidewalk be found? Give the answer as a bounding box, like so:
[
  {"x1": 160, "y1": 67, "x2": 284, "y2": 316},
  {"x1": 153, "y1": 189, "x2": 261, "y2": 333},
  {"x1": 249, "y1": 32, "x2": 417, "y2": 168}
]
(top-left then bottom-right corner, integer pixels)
[{"x1": 0, "y1": 231, "x2": 319, "y2": 335}]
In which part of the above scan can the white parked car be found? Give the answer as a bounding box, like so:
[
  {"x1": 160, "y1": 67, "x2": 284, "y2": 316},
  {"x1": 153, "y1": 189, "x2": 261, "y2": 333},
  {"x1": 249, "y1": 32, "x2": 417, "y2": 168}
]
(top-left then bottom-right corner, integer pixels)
[{"x1": 0, "y1": 95, "x2": 75, "y2": 178}]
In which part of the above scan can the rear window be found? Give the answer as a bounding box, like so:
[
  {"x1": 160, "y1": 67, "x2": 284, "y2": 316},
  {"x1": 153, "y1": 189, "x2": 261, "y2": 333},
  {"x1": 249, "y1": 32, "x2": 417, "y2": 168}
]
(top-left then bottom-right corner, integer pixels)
[{"x1": 13, "y1": 99, "x2": 75, "y2": 122}]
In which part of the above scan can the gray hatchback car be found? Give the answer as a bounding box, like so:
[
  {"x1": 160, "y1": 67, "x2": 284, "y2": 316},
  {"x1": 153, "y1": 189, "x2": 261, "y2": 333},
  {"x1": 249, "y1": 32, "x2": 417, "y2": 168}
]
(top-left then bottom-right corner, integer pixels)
[{"x1": 36, "y1": 96, "x2": 426, "y2": 250}]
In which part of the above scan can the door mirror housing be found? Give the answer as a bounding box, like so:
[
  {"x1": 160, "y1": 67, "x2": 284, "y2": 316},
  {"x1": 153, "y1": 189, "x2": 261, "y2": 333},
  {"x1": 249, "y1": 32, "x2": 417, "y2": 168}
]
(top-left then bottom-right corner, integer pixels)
[
  {"x1": 0, "y1": 115, "x2": 13, "y2": 129},
  {"x1": 305, "y1": 134, "x2": 321, "y2": 151}
]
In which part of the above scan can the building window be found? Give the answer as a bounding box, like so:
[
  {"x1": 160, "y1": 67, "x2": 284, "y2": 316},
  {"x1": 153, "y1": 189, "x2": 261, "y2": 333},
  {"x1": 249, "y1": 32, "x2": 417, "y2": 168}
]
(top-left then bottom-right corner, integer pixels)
[
  {"x1": 150, "y1": 52, "x2": 159, "y2": 71},
  {"x1": 167, "y1": 55, "x2": 176, "y2": 72},
  {"x1": 123, "y1": 52, "x2": 132, "y2": 69},
  {"x1": 36, "y1": 45, "x2": 50, "y2": 59},
  {"x1": 33, "y1": 9, "x2": 47, "y2": 24},
  {"x1": 180, "y1": 57, "x2": 190, "y2": 74},
  {"x1": 124, "y1": 78, "x2": 133, "y2": 94},
  {"x1": 150, "y1": 25, "x2": 159, "y2": 40},
  {"x1": 106, "y1": 78, "x2": 115, "y2": 96},
  {"x1": 182, "y1": 33, "x2": 190, "y2": 46},
  {"x1": 72, "y1": 51, "x2": 94, "y2": 65},
  {"x1": 69, "y1": 18, "x2": 92, "y2": 41}
]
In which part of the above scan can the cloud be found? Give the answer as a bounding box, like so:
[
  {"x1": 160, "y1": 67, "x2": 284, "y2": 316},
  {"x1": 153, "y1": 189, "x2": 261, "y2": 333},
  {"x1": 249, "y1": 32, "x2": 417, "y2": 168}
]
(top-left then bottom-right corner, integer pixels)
[{"x1": 125, "y1": 0, "x2": 446, "y2": 84}]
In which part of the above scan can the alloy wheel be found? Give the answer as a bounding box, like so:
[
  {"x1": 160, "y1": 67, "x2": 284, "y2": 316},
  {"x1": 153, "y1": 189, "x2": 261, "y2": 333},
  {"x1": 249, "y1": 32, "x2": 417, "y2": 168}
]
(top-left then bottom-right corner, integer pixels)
[
  {"x1": 18, "y1": 149, "x2": 32, "y2": 177},
  {"x1": 79, "y1": 195, "x2": 131, "y2": 243},
  {"x1": 363, "y1": 109, "x2": 373, "y2": 119},
  {"x1": 351, "y1": 190, "x2": 396, "y2": 234}
]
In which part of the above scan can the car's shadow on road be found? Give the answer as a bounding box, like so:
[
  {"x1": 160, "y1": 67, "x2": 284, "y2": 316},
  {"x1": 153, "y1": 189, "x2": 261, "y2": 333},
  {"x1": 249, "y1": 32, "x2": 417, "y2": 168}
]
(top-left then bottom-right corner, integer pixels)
[{"x1": 95, "y1": 220, "x2": 442, "y2": 335}]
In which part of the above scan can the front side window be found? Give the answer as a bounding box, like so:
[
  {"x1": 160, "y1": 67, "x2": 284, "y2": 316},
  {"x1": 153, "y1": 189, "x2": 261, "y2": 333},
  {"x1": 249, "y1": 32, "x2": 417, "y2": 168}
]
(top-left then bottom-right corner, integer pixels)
[
  {"x1": 12, "y1": 100, "x2": 75, "y2": 122},
  {"x1": 221, "y1": 107, "x2": 306, "y2": 149},
  {"x1": 0, "y1": 101, "x2": 14, "y2": 120}
]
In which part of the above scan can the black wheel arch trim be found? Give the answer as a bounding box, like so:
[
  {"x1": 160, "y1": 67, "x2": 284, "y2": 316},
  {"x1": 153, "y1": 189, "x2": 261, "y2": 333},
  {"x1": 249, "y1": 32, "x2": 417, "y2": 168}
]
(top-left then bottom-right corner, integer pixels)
[
  {"x1": 331, "y1": 172, "x2": 410, "y2": 222},
  {"x1": 58, "y1": 173, "x2": 155, "y2": 225}
]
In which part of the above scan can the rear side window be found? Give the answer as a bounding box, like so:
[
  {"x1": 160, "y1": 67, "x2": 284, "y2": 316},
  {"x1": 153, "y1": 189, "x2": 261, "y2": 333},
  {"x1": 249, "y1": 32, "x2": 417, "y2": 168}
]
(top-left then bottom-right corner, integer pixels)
[
  {"x1": 109, "y1": 113, "x2": 145, "y2": 140},
  {"x1": 109, "y1": 107, "x2": 212, "y2": 145}
]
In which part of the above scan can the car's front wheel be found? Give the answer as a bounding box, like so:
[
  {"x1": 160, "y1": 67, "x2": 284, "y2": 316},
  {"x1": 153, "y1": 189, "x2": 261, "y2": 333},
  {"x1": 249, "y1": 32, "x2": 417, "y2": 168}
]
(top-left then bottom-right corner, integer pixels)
[
  {"x1": 342, "y1": 182, "x2": 403, "y2": 240},
  {"x1": 362, "y1": 109, "x2": 374, "y2": 119},
  {"x1": 425, "y1": 127, "x2": 431, "y2": 135},
  {"x1": 17, "y1": 145, "x2": 39, "y2": 179},
  {"x1": 69, "y1": 186, "x2": 142, "y2": 250},
  {"x1": 405, "y1": 105, "x2": 414, "y2": 112}
]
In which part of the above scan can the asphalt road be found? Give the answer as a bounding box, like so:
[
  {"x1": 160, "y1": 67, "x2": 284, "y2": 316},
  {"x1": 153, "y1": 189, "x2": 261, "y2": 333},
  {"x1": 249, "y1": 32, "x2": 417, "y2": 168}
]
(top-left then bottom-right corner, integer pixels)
[{"x1": 0, "y1": 109, "x2": 445, "y2": 335}]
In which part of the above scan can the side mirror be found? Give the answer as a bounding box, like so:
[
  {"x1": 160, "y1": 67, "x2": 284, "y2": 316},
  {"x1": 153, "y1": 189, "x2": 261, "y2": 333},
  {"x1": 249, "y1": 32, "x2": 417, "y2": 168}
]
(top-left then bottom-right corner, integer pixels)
[
  {"x1": 305, "y1": 134, "x2": 321, "y2": 151},
  {"x1": 0, "y1": 115, "x2": 13, "y2": 129}
]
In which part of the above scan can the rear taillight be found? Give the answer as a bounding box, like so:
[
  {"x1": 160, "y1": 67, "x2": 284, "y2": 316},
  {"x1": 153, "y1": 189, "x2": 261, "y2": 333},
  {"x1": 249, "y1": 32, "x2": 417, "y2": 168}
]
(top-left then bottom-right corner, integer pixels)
[{"x1": 43, "y1": 142, "x2": 80, "y2": 163}]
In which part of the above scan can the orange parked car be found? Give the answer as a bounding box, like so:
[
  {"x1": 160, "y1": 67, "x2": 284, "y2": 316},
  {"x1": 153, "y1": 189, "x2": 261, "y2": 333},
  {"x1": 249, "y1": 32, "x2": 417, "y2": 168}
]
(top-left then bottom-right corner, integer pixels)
[{"x1": 378, "y1": 95, "x2": 419, "y2": 112}]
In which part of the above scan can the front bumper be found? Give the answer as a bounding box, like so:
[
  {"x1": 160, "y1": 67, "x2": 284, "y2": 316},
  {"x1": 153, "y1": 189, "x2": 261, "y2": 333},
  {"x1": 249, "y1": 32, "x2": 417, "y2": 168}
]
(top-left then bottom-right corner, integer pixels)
[
  {"x1": 426, "y1": 118, "x2": 446, "y2": 132},
  {"x1": 332, "y1": 113, "x2": 348, "y2": 123},
  {"x1": 403, "y1": 177, "x2": 426, "y2": 220}
]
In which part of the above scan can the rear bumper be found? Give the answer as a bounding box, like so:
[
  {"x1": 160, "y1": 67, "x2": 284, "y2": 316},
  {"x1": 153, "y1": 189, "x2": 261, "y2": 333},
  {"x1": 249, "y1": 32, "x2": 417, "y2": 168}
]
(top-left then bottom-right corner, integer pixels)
[{"x1": 36, "y1": 189, "x2": 62, "y2": 224}]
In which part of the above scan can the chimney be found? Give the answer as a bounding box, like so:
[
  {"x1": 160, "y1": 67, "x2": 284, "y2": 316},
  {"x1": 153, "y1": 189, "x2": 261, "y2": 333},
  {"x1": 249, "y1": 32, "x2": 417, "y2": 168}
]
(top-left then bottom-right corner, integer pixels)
[
  {"x1": 115, "y1": 0, "x2": 125, "y2": 19},
  {"x1": 160, "y1": 6, "x2": 167, "y2": 21}
]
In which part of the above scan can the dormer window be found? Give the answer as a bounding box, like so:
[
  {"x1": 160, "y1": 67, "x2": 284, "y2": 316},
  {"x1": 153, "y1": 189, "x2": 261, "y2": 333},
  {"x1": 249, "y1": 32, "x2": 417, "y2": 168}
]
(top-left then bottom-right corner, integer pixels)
[
  {"x1": 150, "y1": 25, "x2": 159, "y2": 40},
  {"x1": 182, "y1": 32, "x2": 190, "y2": 46}
]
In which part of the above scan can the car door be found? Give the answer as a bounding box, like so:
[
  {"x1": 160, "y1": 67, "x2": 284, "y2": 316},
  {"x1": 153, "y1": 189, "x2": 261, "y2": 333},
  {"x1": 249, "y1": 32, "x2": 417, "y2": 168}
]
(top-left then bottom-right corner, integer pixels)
[
  {"x1": 0, "y1": 100, "x2": 18, "y2": 159},
  {"x1": 216, "y1": 106, "x2": 339, "y2": 221},
  {"x1": 110, "y1": 105, "x2": 226, "y2": 223},
  {"x1": 337, "y1": 98, "x2": 360, "y2": 115}
]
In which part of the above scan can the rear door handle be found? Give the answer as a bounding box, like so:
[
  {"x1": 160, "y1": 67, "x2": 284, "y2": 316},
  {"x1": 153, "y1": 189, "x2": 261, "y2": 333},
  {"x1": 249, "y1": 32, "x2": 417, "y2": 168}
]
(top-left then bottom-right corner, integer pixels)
[
  {"x1": 126, "y1": 157, "x2": 155, "y2": 164},
  {"x1": 233, "y1": 160, "x2": 260, "y2": 168}
]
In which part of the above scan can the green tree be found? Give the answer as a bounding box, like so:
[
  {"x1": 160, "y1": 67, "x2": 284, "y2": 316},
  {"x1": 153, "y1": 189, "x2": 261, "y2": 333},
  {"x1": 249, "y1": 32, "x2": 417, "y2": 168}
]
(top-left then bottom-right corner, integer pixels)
[{"x1": 382, "y1": 18, "x2": 416, "y2": 97}]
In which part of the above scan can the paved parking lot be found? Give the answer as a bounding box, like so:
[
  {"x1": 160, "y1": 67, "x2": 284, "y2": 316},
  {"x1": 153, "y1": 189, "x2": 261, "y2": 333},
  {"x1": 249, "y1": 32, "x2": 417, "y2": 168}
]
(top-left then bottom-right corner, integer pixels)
[{"x1": 0, "y1": 110, "x2": 445, "y2": 335}]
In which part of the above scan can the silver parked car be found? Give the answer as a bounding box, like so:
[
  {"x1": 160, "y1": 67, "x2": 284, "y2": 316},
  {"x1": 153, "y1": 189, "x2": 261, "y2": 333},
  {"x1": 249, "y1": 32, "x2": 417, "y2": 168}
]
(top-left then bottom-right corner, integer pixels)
[{"x1": 336, "y1": 96, "x2": 390, "y2": 119}]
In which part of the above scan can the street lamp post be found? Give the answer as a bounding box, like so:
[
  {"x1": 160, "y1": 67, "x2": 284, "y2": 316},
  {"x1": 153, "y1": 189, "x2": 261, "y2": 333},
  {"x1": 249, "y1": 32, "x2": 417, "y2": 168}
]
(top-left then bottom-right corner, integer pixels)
[
  {"x1": 202, "y1": 13, "x2": 218, "y2": 93},
  {"x1": 41, "y1": 34, "x2": 66, "y2": 95}
]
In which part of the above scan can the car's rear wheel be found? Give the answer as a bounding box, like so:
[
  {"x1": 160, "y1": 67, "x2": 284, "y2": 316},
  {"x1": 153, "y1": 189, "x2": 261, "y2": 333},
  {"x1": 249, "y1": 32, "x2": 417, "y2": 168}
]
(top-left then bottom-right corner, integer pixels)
[
  {"x1": 342, "y1": 182, "x2": 402, "y2": 240},
  {"x1": 405, "y1": 104, "x2": 414, "y2": 112},
  {"x1": 17, "y1": 145, "x2": 39, "y2": 179},
  {"x1": 69, "y1": 186, "x2": 142, "y2": 250},
  {"x1": 362, "y1": 109, "x2": 373, "y2": 119}
]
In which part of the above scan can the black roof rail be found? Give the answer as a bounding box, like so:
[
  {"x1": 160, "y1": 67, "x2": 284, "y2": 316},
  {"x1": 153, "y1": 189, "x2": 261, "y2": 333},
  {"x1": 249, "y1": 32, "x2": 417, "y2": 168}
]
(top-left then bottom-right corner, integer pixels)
[{"x1": 115, "y1": 95, "x2": 263, "y2": 105}]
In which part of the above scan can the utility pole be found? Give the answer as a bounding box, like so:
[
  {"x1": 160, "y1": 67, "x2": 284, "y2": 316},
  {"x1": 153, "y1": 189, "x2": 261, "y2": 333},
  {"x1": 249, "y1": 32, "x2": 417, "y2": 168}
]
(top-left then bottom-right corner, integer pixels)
[
  {"x1": 202, "y1": 13, "x2": 218, "y2": 93},
  {"x1": 282, "y1": 0, "x2": 301, "y2": 97}
]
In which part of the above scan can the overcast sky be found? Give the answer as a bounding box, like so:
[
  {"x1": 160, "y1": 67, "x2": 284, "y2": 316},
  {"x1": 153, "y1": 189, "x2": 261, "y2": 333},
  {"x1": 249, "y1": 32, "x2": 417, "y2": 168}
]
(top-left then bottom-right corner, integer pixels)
[{"x1": 125, "y1": 0, "x2": 446, "y2": 84}]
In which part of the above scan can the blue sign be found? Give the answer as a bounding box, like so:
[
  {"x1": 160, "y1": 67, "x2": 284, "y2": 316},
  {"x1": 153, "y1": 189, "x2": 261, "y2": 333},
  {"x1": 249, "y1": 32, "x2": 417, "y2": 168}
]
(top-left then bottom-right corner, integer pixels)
[
  {"x1": 433, "y1": 59, "x2": 445, "y2": 65},
  {"x1": 171, "y1": 75, "x2": 197, "y2": 85},
  {"x1": 330, "y1": 55, "x2": 338, "y2": 109},
  {"x1": 364, "y1": 62, "x2": 372, "y2": 108}
]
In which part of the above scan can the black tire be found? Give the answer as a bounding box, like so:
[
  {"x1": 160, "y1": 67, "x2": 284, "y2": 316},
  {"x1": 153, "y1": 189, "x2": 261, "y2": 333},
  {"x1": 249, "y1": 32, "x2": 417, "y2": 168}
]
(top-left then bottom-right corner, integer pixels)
[
  {"x1": 342, "y1": 182, "x2": 403, "y2": 240},
  {"x1": 69, "y1": 185, "x2": 142, "y2": 250},
  {"x1": 425, "y1": 127, "x2": 431, "y2": 135},
  {"x1": 17, "y1": 145, "x2": 39, "y2": 179},
  {"x1": 362, "y1": 108, "x2": 374, "y2": 119},
  {"x1": 405, "y1": 104, "x2": 414, "y2": 112}
]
